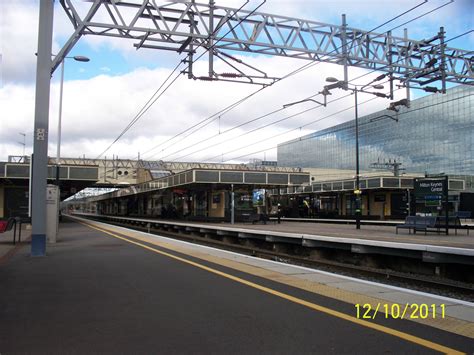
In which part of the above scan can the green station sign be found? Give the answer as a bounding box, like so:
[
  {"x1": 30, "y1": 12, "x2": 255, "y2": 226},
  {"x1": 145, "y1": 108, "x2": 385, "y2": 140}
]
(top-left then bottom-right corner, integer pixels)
[
  {"x1": 414, "y1": 178, "x2": 447, "y2": 196},
  {"x1": 413, "y1": 176, "x2": 450, "y2": 235}
]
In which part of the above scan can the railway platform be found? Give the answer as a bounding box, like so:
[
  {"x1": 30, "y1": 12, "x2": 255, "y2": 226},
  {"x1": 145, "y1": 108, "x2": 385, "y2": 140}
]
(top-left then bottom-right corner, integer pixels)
[
  {"x1": 0, "y1": 216, "x2": 473, "y2": 353},
  {"x1": 73, "y1": 213, "x2": 474, "y2": 271},
  {"x1": 223, "y1": 220, "x2": 474, "y2": 250}
]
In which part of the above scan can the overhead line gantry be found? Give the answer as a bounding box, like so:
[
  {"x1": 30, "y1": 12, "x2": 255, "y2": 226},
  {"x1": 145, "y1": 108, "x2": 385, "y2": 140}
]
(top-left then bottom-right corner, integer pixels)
[{"x1": 53, "y1": 0, "x2": 473, "y2": 88}]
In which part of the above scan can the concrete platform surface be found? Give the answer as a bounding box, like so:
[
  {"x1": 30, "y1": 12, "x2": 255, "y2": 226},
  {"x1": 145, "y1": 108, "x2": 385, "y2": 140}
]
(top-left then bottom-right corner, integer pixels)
[
  {"x1": 85, "y1": 217, "x2": 474, "y2": 324},
  {"x1": 74, "y1": 213, "x2": 474, "y2": 254},
  {"x1": 0, "y1": 224, "x2": 29, "y2": 264},
  {"x1": 0, "y1": 217, "x2": 473, "y2": 354},
  {"x1": 211, "y1": 221, "x2": 474, "y2": 250}
]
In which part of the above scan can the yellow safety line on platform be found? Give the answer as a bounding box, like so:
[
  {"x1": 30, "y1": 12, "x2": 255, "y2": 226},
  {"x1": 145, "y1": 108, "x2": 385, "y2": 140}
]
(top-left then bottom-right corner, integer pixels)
[
  {"x1": 82, "y1": 221, "x2": 464, "y2": 355},
  {"x1": 78, "y1": 218, "x2": 474, "y2": 338}
]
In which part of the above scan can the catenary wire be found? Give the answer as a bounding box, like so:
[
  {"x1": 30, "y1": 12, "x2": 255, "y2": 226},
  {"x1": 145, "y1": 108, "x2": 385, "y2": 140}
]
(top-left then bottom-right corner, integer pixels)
[
  {"x1": 139, "y1": 0, "x2": 431, "y2": 160},
  {"x1": 165, "y1": 77, "x2": 395, "y2": 161},
  {"x1": 165, "y1": 17, "x2": 470, "y2": 164},
  {"x1": 142, "y1": 0, "x2": 429, "y2": 159},
  {"x1": 95, "y1": 61, "x2": 184, "y2": 159},
  {"x1": 171, "y1": 90, "x2": 359, "y2": 161},
  {"x1": 204, "y1": 93, "x2": 367, "y2": 162},
  {"x1": 133, "y1": 0, "x2": 268, "y2": 158},
  {"x1": 154, "y1": 3, "x2": 465, "y2": 162},
  {"x1": 96, "y1": 0, "x2": 255, "y2": 159},
  {"x1": 217, "y1": 75, "x2": 473, "y2": 163},
  {"x1": 201, "y1": 84, "x2": 397, "y2": 162},
  {"x1": 151, "y1": 0, "x2": 463, "y2": 162},
  {"x1": 220, "y1": 92, "x2": 473, "y2": 163}
]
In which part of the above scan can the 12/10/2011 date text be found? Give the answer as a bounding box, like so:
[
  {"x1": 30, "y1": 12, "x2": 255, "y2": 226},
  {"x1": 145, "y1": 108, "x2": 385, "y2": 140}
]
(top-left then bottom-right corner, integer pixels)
[{"x1": 355, "y1": 303, "x2": 446, "y2": 320}]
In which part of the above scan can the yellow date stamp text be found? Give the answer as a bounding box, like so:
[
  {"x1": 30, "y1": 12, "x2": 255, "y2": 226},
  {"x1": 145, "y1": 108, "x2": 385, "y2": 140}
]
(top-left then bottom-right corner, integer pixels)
[{"x1": 355, "y1": 303, "x2": 446, "y2": 320}]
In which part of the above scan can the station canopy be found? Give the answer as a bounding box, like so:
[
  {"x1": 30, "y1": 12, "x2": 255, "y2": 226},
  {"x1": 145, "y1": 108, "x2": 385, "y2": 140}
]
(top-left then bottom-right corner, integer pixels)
[{"x1": 88, "y1": 168, "x2": 310, "y2": 202}]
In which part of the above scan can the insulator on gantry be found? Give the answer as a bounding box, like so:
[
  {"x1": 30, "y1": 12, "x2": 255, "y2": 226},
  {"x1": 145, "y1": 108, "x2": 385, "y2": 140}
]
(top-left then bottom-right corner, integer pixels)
[
  {"x1": 197, "y1": 76, "x2": 217, "y2": 81},
  {"x1": 219, "y1": 73, "x2": 242, "y2": 78}
]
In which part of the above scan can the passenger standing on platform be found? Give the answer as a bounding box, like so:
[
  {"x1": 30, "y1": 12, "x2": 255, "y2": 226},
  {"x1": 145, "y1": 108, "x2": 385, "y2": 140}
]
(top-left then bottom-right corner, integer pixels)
[{"x1": 277, "y1": 203, "x2": 282, "y2": 224}]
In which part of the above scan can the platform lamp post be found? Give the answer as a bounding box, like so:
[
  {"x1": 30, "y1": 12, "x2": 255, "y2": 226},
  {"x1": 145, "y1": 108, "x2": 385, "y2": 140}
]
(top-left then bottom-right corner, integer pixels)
[
  {"x1": 56, "y1": 55, "x2": 90, "y2": 187},
  {"x1": 18, "y1": 133, "x2": 26, "y2": 158},
  {"x1": 324, "y1": 76, "x2": 389, "y2": 229},
  {"x1": 54, "y1": 55, "x2": 90, "y2": 236}
]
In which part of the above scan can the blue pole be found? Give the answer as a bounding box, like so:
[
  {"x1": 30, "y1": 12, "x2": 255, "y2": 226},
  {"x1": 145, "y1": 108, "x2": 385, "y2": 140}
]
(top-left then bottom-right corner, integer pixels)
[{"x1": 31, "y1": 0, "x2": 54, "y2": 256}]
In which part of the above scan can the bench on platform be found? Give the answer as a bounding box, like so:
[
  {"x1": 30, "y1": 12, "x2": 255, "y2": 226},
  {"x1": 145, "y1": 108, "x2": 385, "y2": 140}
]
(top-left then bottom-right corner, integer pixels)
[
  {"x1": 435, "y1": 216, "x2": 469, "y2": 236},
  {"x1": 456, "y1": 211, "x2": 471, "y2": 221},
  {"x1": 396, "y1": 215, "x2": 469, "y2": 235},
  {"x1": 396, "y1": 216, "x2": 437, "y2": 234}
]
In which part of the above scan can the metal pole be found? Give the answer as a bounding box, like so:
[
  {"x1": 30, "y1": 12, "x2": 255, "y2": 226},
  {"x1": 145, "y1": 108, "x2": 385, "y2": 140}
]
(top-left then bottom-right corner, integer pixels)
[
  {"x1": 56, "y1": 59, "x2": 65, "y2": 186},
  {"x1": 407, "y1": 188, "x2": 411, "y2": 216},
  {"x1": 231, "y1": 184, "x2": 235, "y2": 225},
  {"x1": 104, "y1": 156, "x2": 107, "y2": 183},
  {"x1": 404, "y1": 29, "x2": 411, "y2": 106},
  {"x1": 208, "y1": 0, "x2": 215, "y2": 78},
  {"x1": 31, "y1": 0, "x2": 54, "y2": 256},
  {"x1": 387, "y1": 30, "x2": 394, "y2": 100},
  {"x1": 445, "y1": 175, "x2": 449, "y2": 235},
  {"x1": 439, "y1": 26, "x2": 447, "y2": 94},
  {"x1": 187, "y1": 1, "x2": 195, "y2": 79},
  {"x1": 28, "y1": 153, "x2": 33, "y2": 219},
  {"x1": 341, "y1": 14, "x2": 348, "y2": 87},
  {"x1": 55, "y1": 59, "x2": 66, "y2": 238},
  {"x1": 355, "y1": 89, "x2": 361, "y2": 229},
  {"x1": 277, "y1": 188, "x2": 281, "y2": 224},
  {"x1": 20, "y1": 133, "x2": 26, "y2": 156}
]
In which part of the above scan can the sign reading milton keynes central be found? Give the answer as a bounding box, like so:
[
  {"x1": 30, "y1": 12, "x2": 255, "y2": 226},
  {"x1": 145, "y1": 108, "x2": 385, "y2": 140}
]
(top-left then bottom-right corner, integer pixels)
[{"x1": 414, "y1": 177, "x2": 447, "y2": 196}]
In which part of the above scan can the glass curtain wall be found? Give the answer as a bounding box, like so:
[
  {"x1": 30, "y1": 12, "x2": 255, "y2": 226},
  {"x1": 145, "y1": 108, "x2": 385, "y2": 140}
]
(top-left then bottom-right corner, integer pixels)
[{"x1": 278, "y1": 85, "x2": 473, "y2": 176}]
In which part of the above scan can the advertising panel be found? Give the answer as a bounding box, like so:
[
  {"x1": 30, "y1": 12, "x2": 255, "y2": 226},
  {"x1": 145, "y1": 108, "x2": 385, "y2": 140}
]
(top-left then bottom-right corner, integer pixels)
[{"x1": 252, "y1": 189, "x2": 265, "y2": 206}]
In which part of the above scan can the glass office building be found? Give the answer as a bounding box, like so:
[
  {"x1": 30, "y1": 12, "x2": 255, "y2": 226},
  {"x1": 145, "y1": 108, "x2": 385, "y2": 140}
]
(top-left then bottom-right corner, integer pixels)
[{"x1": 278, "y1": 85, "x2": 473, "y2": 176}]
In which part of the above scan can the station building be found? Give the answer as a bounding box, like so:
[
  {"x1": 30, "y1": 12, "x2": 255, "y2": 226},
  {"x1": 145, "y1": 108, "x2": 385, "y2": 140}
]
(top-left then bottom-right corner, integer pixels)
[
  {"x1": 0, "y1": 157, "x2": 99, "y2": 219},
  {"x1": 68, "y1": 167, "x2": 310, "y2": 222},
  {"x1": 2, "y1": 86, "x2": 472, "y2": 222},
  {"x1": 277, "y1": 85, "x2": 474, "y2": 219},
  {"x1": 1, "y1": 154, "x2": 310, "y2": 223}
]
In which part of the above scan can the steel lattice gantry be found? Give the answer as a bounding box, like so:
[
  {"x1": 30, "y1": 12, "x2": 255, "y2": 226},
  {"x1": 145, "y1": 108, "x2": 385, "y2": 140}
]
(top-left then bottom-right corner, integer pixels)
[
  {"x1": 53, "y1": 157, "x2": 302, "y2": 173},
  {"x1": 53, "y1": 0, "x2": 473, "y2": 86}
]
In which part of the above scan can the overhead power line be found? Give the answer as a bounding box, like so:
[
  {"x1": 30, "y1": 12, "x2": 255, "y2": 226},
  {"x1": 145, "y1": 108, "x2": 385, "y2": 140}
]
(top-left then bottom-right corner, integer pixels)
[
  {"x1": 95, "y1": 61, "x2": 184, "y2": 159},
  {"x1": 199, "y1": 86, "x2": 395, "y2": 162},
  {"x1": 172, "y1": 91, "x2": 356, "y2": 162},
  {"x1": 96, "y1": 0, "x2": 259, "y2": 159},
  {"x1": 219, "y1": 92, "x2": 473, "y2": 163},
  {"x1": 141, "y1": 0, "x2": 446, "y2": 161},
  {"x1": 139, "y1": 1, "x2": 271, "y2": 159},
  {"x1": 148, "y1": 1, "x2": 462, "y2": 162}
]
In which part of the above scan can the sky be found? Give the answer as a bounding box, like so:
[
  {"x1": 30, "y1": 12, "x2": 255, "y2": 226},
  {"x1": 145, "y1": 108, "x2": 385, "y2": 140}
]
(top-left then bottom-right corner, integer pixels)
[{"x1": 1, "y1": 0, "x2": 473, "y2": 164}]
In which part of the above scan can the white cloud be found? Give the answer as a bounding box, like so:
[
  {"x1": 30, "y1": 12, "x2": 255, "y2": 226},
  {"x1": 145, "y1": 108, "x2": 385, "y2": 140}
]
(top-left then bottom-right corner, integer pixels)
[
  {"x1": 1, "y1": 0, "x2": 470, "y2": 165},
  {"x1": 0, "y1": 54, "x2": 406, "y2": 163},
  {"x1": 0, "y1": 1, "x2": 75, "y2": 84},
  {"x1": 1, "y1": 1, "x2": 42, "y2": 83}
]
